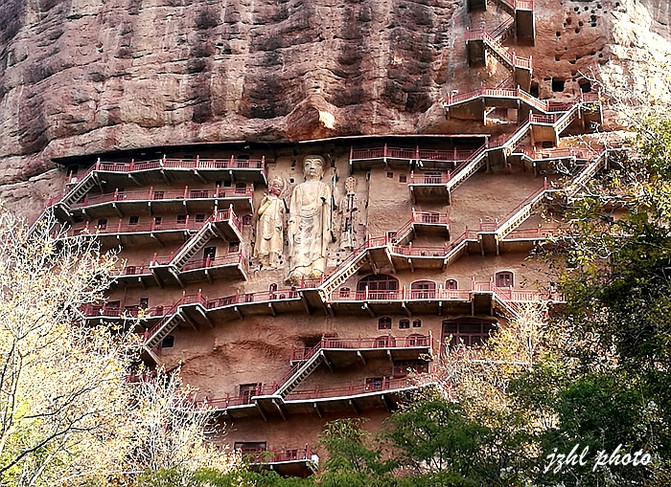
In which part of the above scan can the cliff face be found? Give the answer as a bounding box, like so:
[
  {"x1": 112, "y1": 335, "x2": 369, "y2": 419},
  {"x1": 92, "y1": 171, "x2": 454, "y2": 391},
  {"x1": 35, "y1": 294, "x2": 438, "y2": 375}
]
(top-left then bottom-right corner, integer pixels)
[{"x1": 0, "y1": 0, "x2": 669, "y2": 218}]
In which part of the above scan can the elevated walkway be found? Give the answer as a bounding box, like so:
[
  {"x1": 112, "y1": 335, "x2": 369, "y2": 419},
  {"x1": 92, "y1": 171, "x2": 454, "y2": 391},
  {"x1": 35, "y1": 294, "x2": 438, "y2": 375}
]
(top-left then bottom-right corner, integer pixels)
[
  {"x1": 348, "y1": 145, "x2": 480, "y2": 171},
  {"x1": 466, "y1": 27, "x2": 532, "y2": 90},
  {"x1": 467, "y1": 0, "x2": 535, "y2": 44}
]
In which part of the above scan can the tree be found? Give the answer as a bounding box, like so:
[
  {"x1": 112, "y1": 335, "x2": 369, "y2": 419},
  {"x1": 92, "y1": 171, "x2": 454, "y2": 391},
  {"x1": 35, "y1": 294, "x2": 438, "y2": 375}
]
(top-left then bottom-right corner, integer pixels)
[
  {"x1": 0, "y1": 209, "x2": 237, "y2": 486},
  {"x1": 125, "y1": 369, "x2": 238, "y2": 485},
  {"x1": 0, "y1": 209, "x2": 132, "y2": 486}
]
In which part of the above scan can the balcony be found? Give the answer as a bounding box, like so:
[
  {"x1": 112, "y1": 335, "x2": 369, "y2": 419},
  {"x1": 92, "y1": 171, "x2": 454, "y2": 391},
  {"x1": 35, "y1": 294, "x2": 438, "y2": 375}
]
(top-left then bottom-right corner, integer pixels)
[
  {"x1": 67, "y1": 216, "x2": 205, "y2": 246},
  {"x1": 64, "y1": 185, "x2": 254, "y2": 219},
  {"x1": 67, "y1": 209, "x2": 242, "y2": 248},
  {"x1": 290, "y1": 333, "x2": 433, "y2": 366},
  {"x1": 407, "y1": 172, "x2": 450, "y2": 204},
  {"x1": 328, "y1": 287, "x2": 472, "y2": 316},
  {"x1": 198, "y1": 374, "x2": 437, "y2": 421},
  {"x1": 110, "y1": 263, "x2": 153, "y2": 288},
  {"x1": 79, "y1": 302, "x2": 168, "y2": 325},
  {"x1": 61, "y1": 156, "x2": 268, "y2": 189},
  {"x1": 348, "y1": 145, "x2": 478, "y2": 171},
  {"x1": 393, "y1": 210, "x2": 450, "y2": 244},
  {"x1": 110, "y1": 250, "x2": 248, "y2": 288},
  {"x1": 282, "y1": 376, "x2": 436, "y2": 415},
  {"x1": 248, "y1": 445, "x2": 318, "y2": 477}
]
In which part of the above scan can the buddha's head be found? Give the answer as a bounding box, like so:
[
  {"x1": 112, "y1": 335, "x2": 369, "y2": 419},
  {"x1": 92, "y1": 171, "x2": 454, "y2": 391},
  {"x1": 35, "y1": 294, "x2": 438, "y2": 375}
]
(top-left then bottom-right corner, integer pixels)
[{"x1": 303, "y1": 155, "x2": 326, "y2": 181}]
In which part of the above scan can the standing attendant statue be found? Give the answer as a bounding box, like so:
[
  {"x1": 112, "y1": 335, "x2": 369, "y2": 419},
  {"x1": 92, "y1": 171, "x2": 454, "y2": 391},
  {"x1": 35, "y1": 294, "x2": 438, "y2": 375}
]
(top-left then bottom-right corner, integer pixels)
[
  {"x1": 288, "y1": 155, "x2": 332, "y2": 284},
  {"x1": 254, "y1": 177, "x2": 285, "y2": 268}
]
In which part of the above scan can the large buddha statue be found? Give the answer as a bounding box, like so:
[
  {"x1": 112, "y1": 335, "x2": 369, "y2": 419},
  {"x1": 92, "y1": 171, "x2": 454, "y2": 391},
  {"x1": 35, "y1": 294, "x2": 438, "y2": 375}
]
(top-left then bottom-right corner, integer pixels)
[{"x1": 287, "y1": 155, "x2": 332, "y2": 284}]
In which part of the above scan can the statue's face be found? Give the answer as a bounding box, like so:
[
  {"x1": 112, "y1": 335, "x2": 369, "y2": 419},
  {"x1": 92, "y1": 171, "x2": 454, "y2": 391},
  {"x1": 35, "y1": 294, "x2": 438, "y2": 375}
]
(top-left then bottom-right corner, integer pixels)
[
  {"x1": 269, "y1": 179, "x2": 283, "y2": 196},
  {"x1": 304, "y1": 156, "x2": 325, "y2": 180}
]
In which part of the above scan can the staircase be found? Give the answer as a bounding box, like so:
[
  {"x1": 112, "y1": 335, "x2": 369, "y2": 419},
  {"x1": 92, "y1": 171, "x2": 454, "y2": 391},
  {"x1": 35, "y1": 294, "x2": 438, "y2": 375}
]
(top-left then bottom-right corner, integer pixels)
[
  {"x1": 494, "y1": 182, "x2": 550, "y2": 239},
  {"x1": 144, "y1": 301, "x2": 186, "y2": 350},
  {"x1": 500, "y1": 121, "x2": 532, "y2": 152},
  {"x1": 491, "y1": 292, "x2": 524, "y2": 319},
  {"x1": 554, "y1": 103, "x2": 580, "y2": 134},
  {"x1": 490, "y1": 16, "x2": 515, "y2": 41},
  {"x1": 443, "y1": 233, "x2": 473, "y2": 266},
  {"x1": 171, "y1": 222, "x2": 218, "y2": 269},
  {"x1": 320, "y1": 252, "x2": 369, "y2": 297},
  {"x1": 275, "y1": 351, "x2": 325, "y2": 397},
  {"x1": 482, "y1": 36, "x2": 529, "y2": 73},
  {"x1": 492, "y1": 0, "x2": 516, "y2": 16},
  {"x1": 60, "y1": 173, "x2": 97, "y2": 208},
  {"x1": 445, "y1": 148, "x2": 488, "y2": 194},
  {"x1": 564, "y1": 150, "x2": 608, "y2": 197}
]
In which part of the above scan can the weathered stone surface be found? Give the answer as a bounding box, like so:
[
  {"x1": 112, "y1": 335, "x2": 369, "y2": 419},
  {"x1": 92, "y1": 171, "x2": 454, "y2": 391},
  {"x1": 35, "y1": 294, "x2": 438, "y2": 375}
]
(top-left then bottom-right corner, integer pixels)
[{"x1": 0, "y1": 0, "x2": 670, "y2": 220}]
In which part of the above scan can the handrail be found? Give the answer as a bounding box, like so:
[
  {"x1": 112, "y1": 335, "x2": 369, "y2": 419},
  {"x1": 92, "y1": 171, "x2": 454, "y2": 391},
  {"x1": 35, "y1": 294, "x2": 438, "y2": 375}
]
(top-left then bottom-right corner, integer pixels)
[
  {"x1": 68, "y1": 217, "x2": 204, "y2": 237},
  {"x1": 290, "y1": 334, "x2": 432, "y2": 362},
  {"x1": 284, "y1": 377, "x2": 420, "y2": 401},
  {"x1": 69, "y1": 208, "x2": 241, "y2": 239},
  {"x1": 465, "y1": 27, "x2": 532, "y2": 70},
  {"x1": 71, "y1": 185, "x2": 253, "y2": 209},
  {"x1": 51, "y1": 157, "x2": 267, "y2": 208},
  {"x1": 250, "y1": 445, "x2": 315, "y2": 464},
  {"x1": 349, "y1": 145, "x2": 478, "y2": 164},
  {"x1": 477, "y1": 178, "x2": 549, "y2": 234},
  {"x1": 408, "y1": 172, "x2": 450, "y2": 185}
]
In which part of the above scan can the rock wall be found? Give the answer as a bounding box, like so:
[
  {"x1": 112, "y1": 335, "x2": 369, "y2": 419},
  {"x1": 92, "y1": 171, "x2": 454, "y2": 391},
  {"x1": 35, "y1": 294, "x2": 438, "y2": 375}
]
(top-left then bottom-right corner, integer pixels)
[{"x1": 0, "y1": 0, "x2": 669, "y2": 218}]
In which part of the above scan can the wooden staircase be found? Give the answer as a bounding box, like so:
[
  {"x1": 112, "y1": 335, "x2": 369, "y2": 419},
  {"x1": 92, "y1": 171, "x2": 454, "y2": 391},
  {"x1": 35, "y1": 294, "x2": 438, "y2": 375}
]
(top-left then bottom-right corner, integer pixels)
[
  {"x1": 275, "y1": 351, "x2": 325, "y2": 397},
  {"x1": 143, "y1": 300, "x2": 186, "y2": 350},
  {"x1": 60, "y1": 173, "x2": 97, "y2": 209},
  {"x1": 171, "y1": 223, "x2": 218, "y2": 270},
  {"x1": 445, "y1": 148, "x2": 488, "y2": 199},
  {"x1": 564, "y1": 149, "x2": 609, "y2": 197}
]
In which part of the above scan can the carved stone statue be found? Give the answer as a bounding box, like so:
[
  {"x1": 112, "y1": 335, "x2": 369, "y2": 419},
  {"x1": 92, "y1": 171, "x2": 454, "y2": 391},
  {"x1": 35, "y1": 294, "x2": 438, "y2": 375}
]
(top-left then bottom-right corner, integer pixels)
[
  {"x1": 287, "y1": 155, "x2": 332, "y2": 284},
  {"x1": 341, "y1": 176, "x2": 358, "y2": 250},
  {"x1": 254, "y1": 177, "x2": 285, "y2": 268}
]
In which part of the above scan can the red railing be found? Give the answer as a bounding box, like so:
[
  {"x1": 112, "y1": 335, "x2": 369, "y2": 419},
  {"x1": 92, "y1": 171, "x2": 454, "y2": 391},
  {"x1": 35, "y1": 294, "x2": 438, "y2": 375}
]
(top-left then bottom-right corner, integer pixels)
[
  {"x1": 249, "y1": 445, "x2": 314, "y2": 464},
  {"x1": 530, "y1": 113, "x2": 560, "y2": 124},
  {"x1": 388, "y1": 244, "x2": 451, "y2": 257},
  {"x1": 182, "y1": 252, "x2": 247, "y2": 272},
  {"x1": 349, "y1": 145, "x2": 478, "y2": 163},
  {"x1": 290, "y1": 333, "x2": 432, "y2": 362},
  {"x1": 53, "y1": 157, "x2": 266, "y2": 207},
  {"x1": 211, "y1": 208, "x2": 242, "y2": 233},
  {"x1": 68, "y1": 217, "x2": 204, "y2": 237},
  {"x1": 70, "y1": 208, "x2": 241, "y2": 239},
  {"x1": 408, "y1": 172, "x2": 450, "y2": 185},
  {"x1": 71, "y1": 185, "x2": 253, "y2": 209},
  {"x1": 330, "y1": 288, "x2": 471, "y2": 302},
  {"x1": 514, "y1": 0, "x2": 533, "y2": 9},
  {"x1": 284, "y1": 377, "x2": 420, "y2": 401},
  {"x1": 81, "y1": 303, "x2": 167, "y2": 318},
  {"x1": 110, "y1": 264, "x2": 150, "y2": 277},
  {"x1": 512, "y1": 146, "x2": 588, "y2": 160},
  {"x1": 503, "y1": 227, "x2": 555, "y2": 239},
  {"x1": 474, "y1": 280, "x2": 550, "y2": 302},
  {"x1": 412, "y1": 210, "x2": 450, "y2": 225},
  {"x1": 98, "y1": 156, "x2": 266, "y2": 173},
  {"x1": 477, "y1": 178, "x2": 549, "y2": 234}
]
